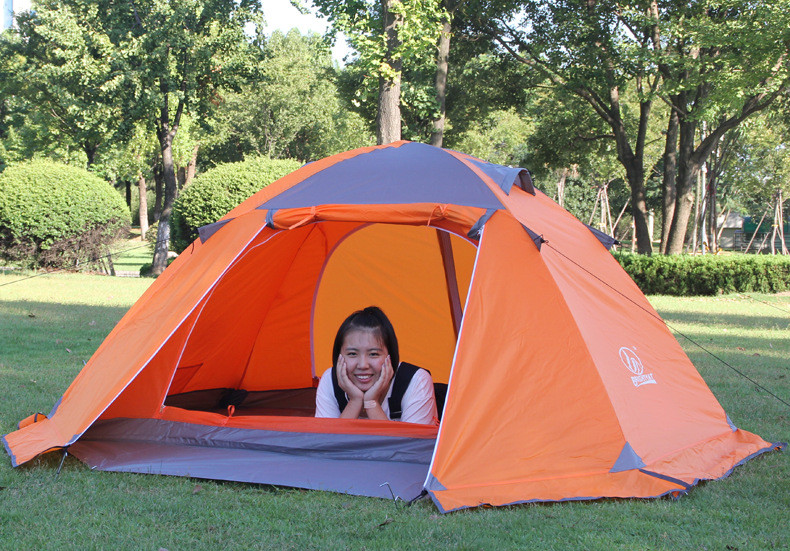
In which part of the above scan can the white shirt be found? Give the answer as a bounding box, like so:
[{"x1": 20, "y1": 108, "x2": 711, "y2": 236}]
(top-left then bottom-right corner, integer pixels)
[{"x1": 315, "y1": 366, "x2": 438, "y2": 425}]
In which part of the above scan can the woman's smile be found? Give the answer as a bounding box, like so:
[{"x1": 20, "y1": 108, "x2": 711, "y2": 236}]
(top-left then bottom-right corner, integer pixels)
[{"x1": 341, "y1": 329, "x2": 387, "y2": 392}]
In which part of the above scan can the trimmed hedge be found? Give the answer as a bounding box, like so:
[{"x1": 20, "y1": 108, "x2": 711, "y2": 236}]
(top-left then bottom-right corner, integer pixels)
[
  {"x1": 171, "y1": 157, "x2": 301, "y2": 252},
  {"x1": 614, "y1": 253, "x2": 790, "y2": 296},
  {"x1": 0, "y1": 160, "x2": 130, "y2": 269}
]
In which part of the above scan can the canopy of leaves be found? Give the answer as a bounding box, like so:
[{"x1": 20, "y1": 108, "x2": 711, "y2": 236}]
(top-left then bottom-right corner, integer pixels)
[
  {"x1": 204, "y1": 30, "x2": 374, "y2": 164},
  {"x1": 311, "y1": 0, "x2": 444, "y2": 80},
  {"x1": 719, "y1": 113, "x2": 790, "y2": 217}
]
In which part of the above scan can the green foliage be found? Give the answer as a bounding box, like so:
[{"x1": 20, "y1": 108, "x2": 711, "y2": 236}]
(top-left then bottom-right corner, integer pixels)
[
  {"x1": 313, "y1": 0, "x2": 444, "y2": 81},
  {"x1": 1, "y1": 2, "x2": 123, "y2": 167},
  {"x1": 0, "y1": 160, "x2": 130, "y2": 268},
  {"x1": 204, "y1": 30, "x2": 374, "y2": 164},
  {"x1": 451, "y1": 108, "x2": 532, "y2": 166},
  {"x1": 615, "y1": 253, "x2": 790, "y2": 296},
  {"x1": 170, "y1": 157, "x2": 301, "y2": 252}
]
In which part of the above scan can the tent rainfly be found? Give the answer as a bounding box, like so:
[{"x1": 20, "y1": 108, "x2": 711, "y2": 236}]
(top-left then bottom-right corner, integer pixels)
[{"x1": 3, "y1": 141, "x2": 783, "y2": 513}]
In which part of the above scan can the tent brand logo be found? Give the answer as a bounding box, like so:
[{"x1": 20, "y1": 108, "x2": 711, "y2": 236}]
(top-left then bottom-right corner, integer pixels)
[{"x1": 619, "y1": 347, "x2": 657, "y2": 387}]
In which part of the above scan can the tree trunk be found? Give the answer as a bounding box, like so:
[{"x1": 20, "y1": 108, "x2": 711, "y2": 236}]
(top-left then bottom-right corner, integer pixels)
[
  {"x1": 430, "y1": 12, "x2": 453, "y2": 147},
  {"x1": 708, "y1": 164, "x2": 717, "y2": 253},
  {"x1": 376, "y1": 0, "x2": 403, "y2": 145},
  {"x1": 177, "y1": 166, "x2": 186, "y2": 193},
  {"x1": 84, "y1": 141, "x2": 98, "y2": 168},
  {"x1": 556, "y1": 168, "x2": 568, "y2": 208},
  {"x1": 152, "y1": 132, "x2": 178, "y2": 276},
  {"x1": 185, "y1": 143, "x2": 199, "y2": 188},
  {"x1": 153, "y1": 160, "x2": 164, "y2": 222},
  {"x1": 665, "y1": 116, "x2": 698, "y2": 254},
  {"x1": 628, "y1": 172, "x2": 653, "y2": 254},
  {"x1": 659, "y1": 106, "x2": 679, "y2": 253},
  {"x1": 778, "y1": 189, "x2": 788, "y2": 255},
  {"x1": 124, "y1": 180, "x2": 132, "y2": 211},
  {"x1": 138, "y1": 173, "x2": 149, "y2": 240},
  {"x1": 770, "y1": 194, "x2": 779, "y2": 255},
  {"x1": 615, "y1": 129, "x2": 652, "y2": 254}
]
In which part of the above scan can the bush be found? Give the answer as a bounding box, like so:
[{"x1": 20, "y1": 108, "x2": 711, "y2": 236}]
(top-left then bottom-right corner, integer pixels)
[
  {"x1": 0, "y1": 160, "x2": 130, "y2": 269},
  {"x1": 614, "y1": 253, "x2": 790, "y2": 296},
  {"x1": 171, "y1": 156, "x2": 301, "y2": 252}
]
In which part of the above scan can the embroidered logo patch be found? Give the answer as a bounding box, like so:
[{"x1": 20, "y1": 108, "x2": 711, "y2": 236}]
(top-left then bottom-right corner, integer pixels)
[{"x1": 619, "y1": 347, "x2": 657, "y2": 387}]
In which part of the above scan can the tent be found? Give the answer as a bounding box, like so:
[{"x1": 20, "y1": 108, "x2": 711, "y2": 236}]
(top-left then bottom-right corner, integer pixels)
[{"x1": 3, "y1": 141, "x2": 781, "y2": 512}]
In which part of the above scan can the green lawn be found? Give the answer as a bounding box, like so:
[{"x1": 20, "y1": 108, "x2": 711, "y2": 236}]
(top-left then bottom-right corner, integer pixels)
[
  {"x1": 0, "y1": 274, "x2": 788, "y2": 549},
  {"x1": 111, "y1": 229, "x2": 153, "y2": 275}
]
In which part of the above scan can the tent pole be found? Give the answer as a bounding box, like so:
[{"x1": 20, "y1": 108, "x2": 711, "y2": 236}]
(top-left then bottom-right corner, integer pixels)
[
  {"x1": 55, "y1": 448, "x2": 69, "y2": 479},
  {"x1": 436, "y1": 230, "x2": 462, "y2": 339}
]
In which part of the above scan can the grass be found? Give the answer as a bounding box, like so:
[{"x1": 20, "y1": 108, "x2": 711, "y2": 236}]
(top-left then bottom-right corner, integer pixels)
[
  {"x1": 0, "y1": 274, "x2": 788, "y2": 549},
  {"x1": 111, "y1": 229, "x2": 153, "y2": 275}
]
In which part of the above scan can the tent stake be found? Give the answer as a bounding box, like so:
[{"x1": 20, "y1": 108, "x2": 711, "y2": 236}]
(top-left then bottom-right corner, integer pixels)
[{"x1": 379, "y1": 482, "x2": 401, "y2": 504}]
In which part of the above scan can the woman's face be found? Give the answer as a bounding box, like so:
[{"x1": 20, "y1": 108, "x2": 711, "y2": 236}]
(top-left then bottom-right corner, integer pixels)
[{"x1": 339, "y1": 328, "x2": 388, "y2": 392}]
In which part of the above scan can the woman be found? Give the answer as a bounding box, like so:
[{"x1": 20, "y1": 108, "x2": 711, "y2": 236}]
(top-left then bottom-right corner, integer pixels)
[{"x1": 314, "y1": 306, "x2": 437, "y2": 425}]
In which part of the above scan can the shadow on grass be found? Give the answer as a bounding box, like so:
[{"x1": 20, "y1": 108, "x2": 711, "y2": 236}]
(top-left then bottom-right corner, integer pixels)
[{"x1": 658, "y1": 310, "x2": 790, "y2": 331}]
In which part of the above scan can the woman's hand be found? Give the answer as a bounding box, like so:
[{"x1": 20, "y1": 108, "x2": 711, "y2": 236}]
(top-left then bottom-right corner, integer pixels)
[
  {"x1": 336, "y1": 354, "x2": 364, "y2": 402},
  {"x1": 364, "y1": 355, "x2": 394, "y2": 404}
]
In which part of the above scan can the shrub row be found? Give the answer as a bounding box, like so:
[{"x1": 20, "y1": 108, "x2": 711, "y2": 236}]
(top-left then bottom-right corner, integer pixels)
[
  {"x1": 171, "y1": 156, "x2": 301, "y2": 252},
  {"x1": 614, "y1": 253, "x2": 790, "y2": 296},
  {"x1": 0, "y1": 160, "x2": 130, "y2": 269}
]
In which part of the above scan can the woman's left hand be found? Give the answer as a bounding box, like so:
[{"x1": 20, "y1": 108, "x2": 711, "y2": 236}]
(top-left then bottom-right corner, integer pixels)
[{"x1": 364, "y1": 355, "x2": 394, "y2": 404}]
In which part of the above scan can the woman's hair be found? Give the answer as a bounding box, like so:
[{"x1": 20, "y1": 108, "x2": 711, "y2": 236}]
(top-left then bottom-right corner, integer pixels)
[{"x1": 332, "y1": 306, "x2": 399, "y2": 369}]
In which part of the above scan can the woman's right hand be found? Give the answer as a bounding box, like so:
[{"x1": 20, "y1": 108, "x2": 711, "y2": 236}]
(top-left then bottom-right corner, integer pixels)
[{"x1": 336, "y1": 354, "x2": 364, "y2": 402}]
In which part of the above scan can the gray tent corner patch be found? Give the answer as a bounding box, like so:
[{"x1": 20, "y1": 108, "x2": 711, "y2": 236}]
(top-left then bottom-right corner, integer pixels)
[
  {"x1": 726, "y1": 414, "x2": 737, "y2": 432},
  {"x1": 424, "y1": 473, "x2": 447, "y2": 492},
  {"x1": 521, "y1": 224, "x2": 545, "y2": 251},
  {"x1": 467, "y1": 208, "x2": 497, "y2": 240},
  {"x1": 584, "y1": 223, "x2": 618, "y2": 250},
  {"x1": 610, "y1": 442, "x2": 646, "y2": 473},
  {"x1": 198, "y1": 219, "x2": 231, "y2": 243},
  {"x1": 48, "y1": 396, "x2": 63, "y2": 418}
]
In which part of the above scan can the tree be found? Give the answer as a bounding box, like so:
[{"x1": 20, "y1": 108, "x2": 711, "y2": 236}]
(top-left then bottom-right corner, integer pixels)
[
  {"x1": 3, "y1": 3, "x2": 124, "y2": 167},
  {"x1": 467, "y1": 0, "x2": 790, "y2": 254},
  {"x1": 719, "y1": 111, "x2": 790, "y2": 253},
  {"x1": 203, "y1": 30, "x2": 374, "y2": 163},
  {"x1": 312, "y1": 0, "x2": 444, "y2": 144},
  {"x1": 115, "y1": 0, "x2": 262, "y2": 275},
  {"x1": 657, "y1": 0, "x2": 790, "y2": 253},
  {"x1": 472, "y1": 0, "x2": 664, "y2": 253}
]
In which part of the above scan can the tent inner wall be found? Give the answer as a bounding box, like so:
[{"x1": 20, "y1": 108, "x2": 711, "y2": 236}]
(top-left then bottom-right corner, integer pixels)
[
  {"x1": 102, "y1": 221, "x2": 476, "y2": 422},
  {"x1": 312, "y1": 223, "x2": 475, "y2": 384}
]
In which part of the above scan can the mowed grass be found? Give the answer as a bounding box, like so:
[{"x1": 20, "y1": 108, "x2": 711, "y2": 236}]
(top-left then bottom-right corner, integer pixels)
[
  {"x1": 111, "y1": 229, "x2": 153, "y2": 274},
  {"x1": 0, "y1": 274, "x2": 788, "y2": 550}
]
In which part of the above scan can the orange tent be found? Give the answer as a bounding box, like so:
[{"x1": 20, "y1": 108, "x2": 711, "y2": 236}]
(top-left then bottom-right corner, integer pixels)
[{"x1": 3, "y1": 142, "x2": 780, "y2": 512}]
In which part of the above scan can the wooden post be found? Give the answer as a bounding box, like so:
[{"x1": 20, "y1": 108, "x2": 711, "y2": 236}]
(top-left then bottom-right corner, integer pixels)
[{"x1": 744, "y1": 207, "x2": 769, "y2": 254}]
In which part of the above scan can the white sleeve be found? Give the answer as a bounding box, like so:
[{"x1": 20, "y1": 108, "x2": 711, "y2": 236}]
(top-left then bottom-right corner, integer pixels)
[
  {"x1": 399, "y1": 369, "x2": 438, "y2": 425},
  {"x1": 314, "y1": 369, "x2": 341, "y2": 418}
]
